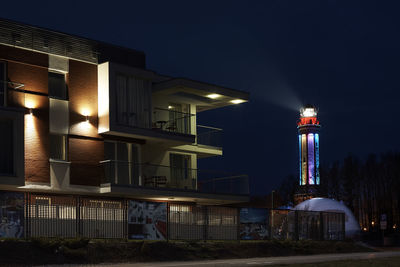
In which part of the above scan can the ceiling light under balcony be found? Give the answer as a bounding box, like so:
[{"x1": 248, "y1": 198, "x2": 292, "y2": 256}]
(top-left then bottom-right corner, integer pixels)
[
  {"x1": 230, "y1": 99, "x2": 245, "y2": 104},
  {"x1": 207, "y1": 93, "x2": 222, "y2": 99}
]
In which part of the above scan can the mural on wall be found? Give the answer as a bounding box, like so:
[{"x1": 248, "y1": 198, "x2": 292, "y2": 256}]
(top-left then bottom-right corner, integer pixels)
[
  {"x1": 0, "y1": 191, "x2": 24, "y2": 238},
  {"x1": 128, "y1": 200, "x2": 167, "y2": 240},
  {"x1": 240, "y1": 208, "x2": 269, "y2": 240}
]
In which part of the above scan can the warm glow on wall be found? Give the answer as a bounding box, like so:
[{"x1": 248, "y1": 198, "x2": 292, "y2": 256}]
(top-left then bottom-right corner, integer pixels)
[
  {"x1": 81, "y1": 108, "x2": 91, "y2": 122},
  {"x1": 81, "y1": 108, "x2": 91, "y2": 117},
  {"x1": 25, "y1": 99, "x2": 36, "y2": 109},
  {"x1": 72, "y1": 121, "x2": 94, "y2": 134}
]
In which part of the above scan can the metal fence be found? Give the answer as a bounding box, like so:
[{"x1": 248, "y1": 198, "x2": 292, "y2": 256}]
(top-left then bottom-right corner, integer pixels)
[
  {"x1": 0, "y1": 191, "x2": 345, "y2": 241},
  {"x1": 168, "y1": 204, "x2": 238, "y2": 240},
  {"x1": 270, "y1": 209, "x2": 345, "y2": 241},
  {"x1": 26, "y1": 194, "x2": 127, "y2": 239}
]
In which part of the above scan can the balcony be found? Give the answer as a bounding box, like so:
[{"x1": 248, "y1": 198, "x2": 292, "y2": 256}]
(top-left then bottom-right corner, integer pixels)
[
  {"x1": 196, "y1": 125, "x2": 222, "y2": 148},
  {"x1": 99, "y1": 160, "x2": 249, "y2": 196},
  {"x1": 152, "y1": 107, "x2": 194, "y2": 135}
]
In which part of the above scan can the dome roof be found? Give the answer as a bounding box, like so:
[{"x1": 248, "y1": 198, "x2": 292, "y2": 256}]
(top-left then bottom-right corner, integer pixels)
[{"x1": 294, "y1": 197, "x2": 360, "y2": 237}]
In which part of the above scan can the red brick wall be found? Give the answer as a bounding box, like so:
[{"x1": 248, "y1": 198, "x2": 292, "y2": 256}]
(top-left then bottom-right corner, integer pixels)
[
  {"x1": 0, "y1": 44, "x2": 48, "y2": 68},
  {"x1": 7, "y1": 61, "x2": 48, "y2": 94},
  {"x1": 68, "y1": 60, "x2": 99, "y2": 138},
  {"x1": 25, "y1": 96, "x2": 50, "y2": 183},
  {"x1": 68, "y1": 59, "x2": 103, "y2": 186},
  {"x1": 2, "y1": 47, "x2": 50, "y2": 184},
  {"x1": 69, "y1": 137, "x2": 104, "y2": 186}
]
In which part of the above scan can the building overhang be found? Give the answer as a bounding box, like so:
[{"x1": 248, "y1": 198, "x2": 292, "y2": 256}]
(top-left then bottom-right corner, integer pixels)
[
  {"x1": 100, "y1": 184, "x2": 249, "y2": 205},
  {"x1": 2, "y1": 183, "x2": 249, "y2": 205},
  {"x1": 152, "y1": 78, "x2": 249, "y2": 112}
]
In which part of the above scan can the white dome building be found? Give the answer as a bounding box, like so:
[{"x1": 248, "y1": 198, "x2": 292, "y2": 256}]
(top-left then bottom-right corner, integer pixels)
[{"x1": 294, "y1": 197, "x2": 360, "y2": 237}]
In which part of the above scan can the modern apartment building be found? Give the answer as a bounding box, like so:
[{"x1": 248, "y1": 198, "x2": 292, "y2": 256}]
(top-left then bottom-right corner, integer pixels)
[{"x1": 0, "y1": 18, "x2": 249, "y2": 239}]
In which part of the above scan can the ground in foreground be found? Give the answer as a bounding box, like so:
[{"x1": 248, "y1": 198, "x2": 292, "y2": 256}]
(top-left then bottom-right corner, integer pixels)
[
  {"x1": 268, "y1": 256, "x2": 400, "y2": 267},
  {"x1": 0, "y1": 238, "x2": 373, "y2": 265}
]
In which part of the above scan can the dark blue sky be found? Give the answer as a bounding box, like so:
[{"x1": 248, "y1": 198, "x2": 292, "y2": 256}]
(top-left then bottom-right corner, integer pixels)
[{"x1": 2, "y1": 1, "x2": 400, "y2": 195}]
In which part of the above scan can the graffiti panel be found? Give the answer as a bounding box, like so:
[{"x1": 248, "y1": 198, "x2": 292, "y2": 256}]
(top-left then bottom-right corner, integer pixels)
[
  {"x1": 128, "y1": 200, "x2": 167, "y2": 240},
  {"x1": 239, "y1": 208, "x2": 269, "y2": 240},
  {"x1": 0, "y1": 191, "x2": 24, "y2": 238}
]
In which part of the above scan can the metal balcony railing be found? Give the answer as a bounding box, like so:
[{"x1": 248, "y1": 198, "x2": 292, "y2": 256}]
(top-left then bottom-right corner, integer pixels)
[
  {"x1": 0, "y1": 80, "x2": 25, "y2": 108},
  {"x1": 99, "y1": 160, "x2": 248, "y2": 195},
  {"x1": 196, "y1": 125, "x2": 223, "y2": 148},
  {"x1": 0, "y1": 19, "x2": 98, "y2": 63},
  {"x1": 152, "y1": 108, "x2": 194, "y2": 135}
]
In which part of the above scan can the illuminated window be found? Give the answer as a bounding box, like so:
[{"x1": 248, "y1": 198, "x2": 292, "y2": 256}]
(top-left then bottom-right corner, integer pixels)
[
  {"x1": 33, "y1": 196, "x2": 51, "y2": 218},
  {"x1": 307, "y1": 133, "x2": 315, "y2": 185},
  {"x1": 81, "y1": 200, "x2": 124, "y2": 221},
  {"x1": 315, "y1": 134, "x2": 320, "y2": 185},
  {"x1": 301, "y1": 134, "x2": 307, "y2": 185},
  {"x1": 48, "y1": 72, "x2": 67, "y2": 100},
  {"x1": 50, "y1": 134, "x2": 67, "y2": 161},
  {"x1": 298, "y1": 135, "x2": 302, "y2": 185}
]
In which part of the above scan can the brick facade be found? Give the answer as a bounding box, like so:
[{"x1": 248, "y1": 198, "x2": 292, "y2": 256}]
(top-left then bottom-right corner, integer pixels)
[
  {"x1": 69, "y1": 137, "x2": 104, "y2": 186},
  {"x1": 68, "y1": 60, "x2": 99, "y2": 138},
  {"x1": 3, "y1": 52, "x2": 50, "y2": 184}
]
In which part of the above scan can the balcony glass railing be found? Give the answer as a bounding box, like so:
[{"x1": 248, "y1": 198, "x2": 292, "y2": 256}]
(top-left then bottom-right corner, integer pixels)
[
  {"x1": 99, "y1": 160, "x2": 248, "y2": 195},
  {"x1": 196, "y1": 125, "x2": 223, "y2": 148},
  {"x1": 152, "y1": 108, "x2": 194, "y2": 135}
]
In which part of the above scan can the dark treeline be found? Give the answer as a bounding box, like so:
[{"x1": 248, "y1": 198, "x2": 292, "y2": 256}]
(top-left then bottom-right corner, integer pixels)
[{"x1": 278, "y1": 152, "x2": 400, "y2": 232}]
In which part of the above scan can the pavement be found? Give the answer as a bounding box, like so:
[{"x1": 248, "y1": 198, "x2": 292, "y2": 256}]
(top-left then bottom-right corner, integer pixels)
[{"x1": 48, "y1": 251, "x2": 400, "y2": 267}]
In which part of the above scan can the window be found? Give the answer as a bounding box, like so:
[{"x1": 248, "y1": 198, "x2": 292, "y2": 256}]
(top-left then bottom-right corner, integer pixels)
[
  {"x1": 0, "y1": 62, "x2": 5, "y2": 106},
  {"x1": 104, "y1": 141, "x2": 140, "y2": 185},
  {"x1": 48, "y1": 72, "x2": 67, "y2": 100},
  {"x1": 50, "y1": 134, "x2": 67, "y2": 161},
  {"x1": 168, "y1": 103, "x2": 191, "y2": 134},
  {"x1": 0, "y1": 119, "x2": 14, "y2": 175},
  {"x1": 115, "y1": 74, "x2": 151, "y2": 128},
  {"x1": 170, "y1": 153, "x2": 192, "y2": 187}
]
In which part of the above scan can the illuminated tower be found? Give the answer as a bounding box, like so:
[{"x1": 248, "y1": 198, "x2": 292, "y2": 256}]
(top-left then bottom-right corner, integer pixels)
[{"x1": 294, "y1": 104, "x2": 321, "y2": 204}]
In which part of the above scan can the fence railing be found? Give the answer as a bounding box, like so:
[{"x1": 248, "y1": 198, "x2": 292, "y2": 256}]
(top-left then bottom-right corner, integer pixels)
[
  {"x1": 0, "y1": 191, "x2": 345, "y2": 240},
  {"x1": 196, "y1": 125, "x2": 223, "y2": 148},
  {"x1": 99, "y1": 160, "x2": 249, "y2": 195},
  {"x1": 152, "y1": 107, "x2": 195, "y2": 135}
]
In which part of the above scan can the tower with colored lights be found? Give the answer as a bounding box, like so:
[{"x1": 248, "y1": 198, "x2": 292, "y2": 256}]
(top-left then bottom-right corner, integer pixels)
[{"x1": 294, "y1": 104, "x2": 321, "y2": 204}]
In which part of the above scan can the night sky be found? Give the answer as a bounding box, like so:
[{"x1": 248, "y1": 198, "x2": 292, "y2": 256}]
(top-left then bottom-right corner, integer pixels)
[{"x1": 2, "y1": 1, "x2": 400, "y2": 195}]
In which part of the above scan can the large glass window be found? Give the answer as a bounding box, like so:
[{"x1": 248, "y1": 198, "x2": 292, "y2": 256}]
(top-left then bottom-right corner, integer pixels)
[
  {"x1": 115, "y1": 74, "x2": 151, "y2": 128},
  {"x1": 50, "y1": 134, "x2": 67, "y2": 161},
  {"x1": 170, "y1": 153, "x2": 192, "y2": 188},
  {"x1": 168, "y1": 103, "x2": 191, "y2": 134},
  {"x1": 48, "y1": 72, "x2": 67, "y2": 100},
  {"x1": 0, "y1": 119, "x2": 14, "y2": 175},
  {"x1": 104, "y1": 141, "x2": 139, "y2": 185}
]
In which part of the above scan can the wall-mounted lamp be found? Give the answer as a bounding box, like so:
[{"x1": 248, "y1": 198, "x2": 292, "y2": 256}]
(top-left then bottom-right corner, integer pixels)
[
  {"x1": 25, "y1": 100, "x2": 35, "y2": 116},
  {"x1": 81, "y1": 109, "x2": 90, "y2": 122}
]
